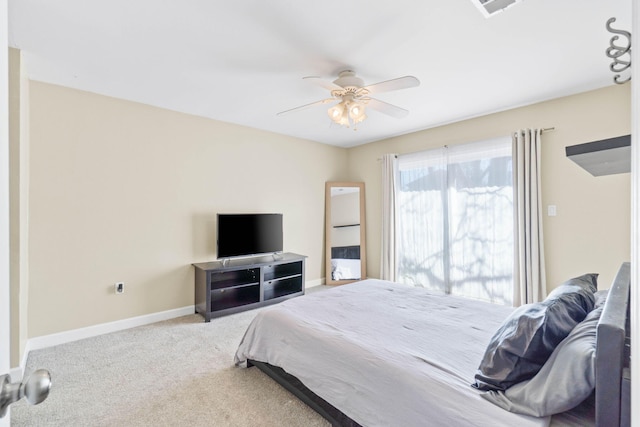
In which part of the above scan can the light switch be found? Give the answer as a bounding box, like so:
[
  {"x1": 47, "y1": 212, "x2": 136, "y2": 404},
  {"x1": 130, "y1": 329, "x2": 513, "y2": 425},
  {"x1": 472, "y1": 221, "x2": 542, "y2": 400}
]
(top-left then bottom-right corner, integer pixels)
[{"x1": 547, "y1": 205, "x2": 557, "y2": 217}]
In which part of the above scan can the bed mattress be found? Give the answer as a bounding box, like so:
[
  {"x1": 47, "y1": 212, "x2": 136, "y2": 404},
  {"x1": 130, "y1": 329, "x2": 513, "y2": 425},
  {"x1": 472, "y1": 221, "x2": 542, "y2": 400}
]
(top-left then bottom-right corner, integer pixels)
[{"x1": 235, "y1": 279, "x2": 551, "y2": 427}]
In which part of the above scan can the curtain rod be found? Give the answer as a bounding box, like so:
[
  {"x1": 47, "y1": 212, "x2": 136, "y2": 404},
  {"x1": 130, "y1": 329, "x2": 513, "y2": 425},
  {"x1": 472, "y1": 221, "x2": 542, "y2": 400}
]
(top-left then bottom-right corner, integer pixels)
[
  {"x1": 520, "y1": 127, "x2": 556, "y2": 132},
  {"x1": 514, "y1": 127, "x2": 556, "y2": 137},
  {"x1": 377, "y1": 128, "x2": 556, "y2": 160},
  {"x1": 518, "y1": 127, "x2": 555, "y2": 134}
]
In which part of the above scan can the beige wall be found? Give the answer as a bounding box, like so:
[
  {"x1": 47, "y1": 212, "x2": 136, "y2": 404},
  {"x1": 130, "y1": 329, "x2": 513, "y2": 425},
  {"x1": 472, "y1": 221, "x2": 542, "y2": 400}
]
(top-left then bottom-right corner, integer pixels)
[
  {"x1": 24, "y1": 81, "x2": 631, "y2": 339},
  {"x1": 27, "y1": 81, "x2": 347, "y2": 337},
  {"x1": 348, "y1": 84, "x2": 631, "y2": 292}
]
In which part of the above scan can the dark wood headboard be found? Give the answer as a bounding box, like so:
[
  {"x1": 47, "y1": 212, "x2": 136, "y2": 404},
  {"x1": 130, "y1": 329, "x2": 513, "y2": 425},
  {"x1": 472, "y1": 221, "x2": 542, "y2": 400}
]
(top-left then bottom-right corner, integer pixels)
[{"x1": 596, "y1": 262, "x2": 630, "y2": 427}]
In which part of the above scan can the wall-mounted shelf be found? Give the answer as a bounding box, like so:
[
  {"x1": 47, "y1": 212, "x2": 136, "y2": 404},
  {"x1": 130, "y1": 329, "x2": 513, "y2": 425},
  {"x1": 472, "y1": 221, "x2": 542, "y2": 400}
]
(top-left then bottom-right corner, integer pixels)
[{"x1": 565, "y1": 135, "x2": 630, "y2": 177}]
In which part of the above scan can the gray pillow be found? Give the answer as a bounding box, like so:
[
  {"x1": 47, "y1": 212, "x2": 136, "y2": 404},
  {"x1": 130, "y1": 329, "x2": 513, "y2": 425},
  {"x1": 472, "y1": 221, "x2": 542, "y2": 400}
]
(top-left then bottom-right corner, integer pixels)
[
  {"x1": 594, "y1": 289, "x2": 608, "y2": 308},
  {"x1": 481, "y1": 306, "x2": 602, "y2": 416},
  {"x1": 545, "y1": 273, "x2": 598, "y2": 306},
  {"x1": 473, "y1": 274, "x2": 597, "y2": 391}
]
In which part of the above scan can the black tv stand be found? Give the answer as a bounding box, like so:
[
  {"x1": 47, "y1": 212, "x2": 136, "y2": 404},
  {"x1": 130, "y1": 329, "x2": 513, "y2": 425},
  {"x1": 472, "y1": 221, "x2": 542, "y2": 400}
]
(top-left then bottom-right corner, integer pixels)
[
  {"x1": 219, "y1": 252, "x2": 284, "y2": 267},
  {"x1": 193, "y1": 253, "x2": 306, "y2": 322}
]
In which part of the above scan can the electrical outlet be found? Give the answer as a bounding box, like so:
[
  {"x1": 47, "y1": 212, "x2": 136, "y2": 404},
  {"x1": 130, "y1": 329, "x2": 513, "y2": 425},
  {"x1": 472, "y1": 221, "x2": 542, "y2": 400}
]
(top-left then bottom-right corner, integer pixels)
[{"x1": 115, "y1": 282, "x2": 124, "y2": 294}]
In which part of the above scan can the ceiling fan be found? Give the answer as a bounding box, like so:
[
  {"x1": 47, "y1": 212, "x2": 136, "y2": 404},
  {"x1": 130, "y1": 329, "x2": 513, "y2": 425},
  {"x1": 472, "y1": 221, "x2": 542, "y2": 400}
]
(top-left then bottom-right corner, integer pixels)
[{"x1": 277, "y1": 70, "x2": 420, "y2": 129}]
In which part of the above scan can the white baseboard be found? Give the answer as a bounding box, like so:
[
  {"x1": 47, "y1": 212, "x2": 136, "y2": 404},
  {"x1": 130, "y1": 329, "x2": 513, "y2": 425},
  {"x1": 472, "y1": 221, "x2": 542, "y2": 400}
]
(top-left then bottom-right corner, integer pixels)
[
  {"x1": 9, "y1": 365, "x2": 23, "y2": 382},
  {"x1": 306, "y1": 278, "x2": 325, "y2": 288},
  {"x1": 20, "y1": 280, "x2": 324, "y2": 372},
  {"x1": 21, "y1": 305, "x2": 194, "y2": 372}
]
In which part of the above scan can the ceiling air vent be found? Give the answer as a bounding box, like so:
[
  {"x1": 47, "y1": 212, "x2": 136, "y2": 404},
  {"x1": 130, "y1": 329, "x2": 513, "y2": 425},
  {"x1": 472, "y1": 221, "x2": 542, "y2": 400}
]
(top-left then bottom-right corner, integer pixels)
[{"x1": 471, "y1": 0, "x2": 524, "y2": 17}]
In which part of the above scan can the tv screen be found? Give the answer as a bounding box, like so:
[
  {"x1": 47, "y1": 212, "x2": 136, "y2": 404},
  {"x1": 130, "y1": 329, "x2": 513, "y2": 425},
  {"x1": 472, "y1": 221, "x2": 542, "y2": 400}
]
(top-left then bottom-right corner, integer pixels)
[{"x1": 217, "y1": 213, "x2": 283, "y2": 259}]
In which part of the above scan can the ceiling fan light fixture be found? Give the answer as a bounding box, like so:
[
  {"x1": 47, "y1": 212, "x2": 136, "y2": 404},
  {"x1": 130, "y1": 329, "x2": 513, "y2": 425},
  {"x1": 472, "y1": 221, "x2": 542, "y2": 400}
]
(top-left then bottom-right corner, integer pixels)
[
  {"x1": 349, "y1": 102, "x2": 367, "y2": 127},
  {"x1": 471, "y1": 0, "x2": 523, "y2": 17},
  {"x1": 328, "y1": 102, "x2": 345, "y2": 120},
  {"x1": 328, "y1": 100, "x2": 367, "y2": 128},
  {"x1": 337, "y1": 108, "x2": 350, "y2": 127},
  {"x1": 352, "y1": 112, "x2": 367, "y2": 125},
  {"x1": 280, "y1": 70, "x2": 419, "y2": 130}
]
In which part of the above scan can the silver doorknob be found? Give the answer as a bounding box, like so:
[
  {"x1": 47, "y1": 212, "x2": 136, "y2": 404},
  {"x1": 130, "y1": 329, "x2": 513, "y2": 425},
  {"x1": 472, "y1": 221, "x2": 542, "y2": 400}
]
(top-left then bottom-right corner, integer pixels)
[{"x1": 0, "y1": 369, "x2": 51, "y2": 417}]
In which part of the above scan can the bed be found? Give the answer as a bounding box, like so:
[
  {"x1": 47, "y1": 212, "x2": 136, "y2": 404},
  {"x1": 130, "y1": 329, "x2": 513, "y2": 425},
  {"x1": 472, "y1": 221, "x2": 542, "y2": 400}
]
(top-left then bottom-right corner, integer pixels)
[{"x1": 234, "y1": 263, "x2": 631, "y2": 427}]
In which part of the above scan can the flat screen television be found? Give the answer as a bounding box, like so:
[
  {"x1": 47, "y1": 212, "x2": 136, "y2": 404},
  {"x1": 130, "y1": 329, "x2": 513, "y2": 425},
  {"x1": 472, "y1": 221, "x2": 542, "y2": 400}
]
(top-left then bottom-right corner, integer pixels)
[{"x1": 217, "y1": 213, "x2": 283, "y2": 259}]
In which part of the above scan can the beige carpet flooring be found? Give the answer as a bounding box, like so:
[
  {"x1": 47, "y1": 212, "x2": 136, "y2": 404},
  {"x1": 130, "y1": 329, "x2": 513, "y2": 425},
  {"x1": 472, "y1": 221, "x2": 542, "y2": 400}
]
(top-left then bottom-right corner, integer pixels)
[{"x1": 11, "y1": 291, "x2": 331, "y2": 426}]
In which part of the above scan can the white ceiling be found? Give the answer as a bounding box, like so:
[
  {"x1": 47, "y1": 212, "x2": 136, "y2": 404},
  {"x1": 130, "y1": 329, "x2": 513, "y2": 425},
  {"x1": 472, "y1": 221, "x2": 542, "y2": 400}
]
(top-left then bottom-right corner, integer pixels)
[{"x1": 8, "y1": 0, "x2": 632, "y2": 148}]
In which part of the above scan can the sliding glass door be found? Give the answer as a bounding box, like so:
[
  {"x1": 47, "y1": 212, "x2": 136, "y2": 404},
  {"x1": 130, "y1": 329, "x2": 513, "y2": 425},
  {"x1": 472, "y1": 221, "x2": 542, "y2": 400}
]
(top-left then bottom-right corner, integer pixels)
[{"x1": 397, "y1": 137, "x2": 513, "y2": 305}]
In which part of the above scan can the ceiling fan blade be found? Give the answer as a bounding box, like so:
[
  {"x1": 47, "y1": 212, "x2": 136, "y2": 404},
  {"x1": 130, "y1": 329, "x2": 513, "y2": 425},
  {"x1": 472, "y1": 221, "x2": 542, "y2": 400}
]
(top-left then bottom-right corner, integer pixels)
[
  {"x1": 365, "y1": 98, "x2": 409, "y2": 119},
  {"x1": 362, "y1": 76, "x2": 420, "y2": 94},
  {"x1": 303, "y1": 76, "x2": 345, "y2": 91},
  {"x1": 277, "y1": 98, "x2": 336, "y2": 116}
]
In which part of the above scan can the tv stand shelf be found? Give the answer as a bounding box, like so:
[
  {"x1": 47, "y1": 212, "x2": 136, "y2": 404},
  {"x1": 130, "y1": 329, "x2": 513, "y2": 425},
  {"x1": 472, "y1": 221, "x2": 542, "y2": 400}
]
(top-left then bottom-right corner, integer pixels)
[{"x1": 193, "y1": 253, "x2": 306, "y2": 322}]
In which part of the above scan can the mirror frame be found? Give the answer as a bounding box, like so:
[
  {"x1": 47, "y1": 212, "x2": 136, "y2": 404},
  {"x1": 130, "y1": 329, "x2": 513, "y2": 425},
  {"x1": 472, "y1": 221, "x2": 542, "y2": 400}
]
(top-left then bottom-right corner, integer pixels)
[{"x1": 325, "y1": 181, "x2": 367, "y2": 285}]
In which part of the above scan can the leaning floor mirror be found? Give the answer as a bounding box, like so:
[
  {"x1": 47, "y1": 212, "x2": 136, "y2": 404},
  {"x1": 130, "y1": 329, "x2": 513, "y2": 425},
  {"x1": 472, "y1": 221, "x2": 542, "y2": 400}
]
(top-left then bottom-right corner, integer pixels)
[{"x1": 325, "y1": 182, "x2": 367, "y2": 285}]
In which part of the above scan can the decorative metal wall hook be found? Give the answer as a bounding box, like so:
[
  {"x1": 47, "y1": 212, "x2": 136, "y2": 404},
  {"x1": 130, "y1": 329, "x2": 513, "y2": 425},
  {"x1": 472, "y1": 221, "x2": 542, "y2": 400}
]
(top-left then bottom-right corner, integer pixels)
[{"x1": 605, "y1": 18, "x2": 632, "y2": 84}]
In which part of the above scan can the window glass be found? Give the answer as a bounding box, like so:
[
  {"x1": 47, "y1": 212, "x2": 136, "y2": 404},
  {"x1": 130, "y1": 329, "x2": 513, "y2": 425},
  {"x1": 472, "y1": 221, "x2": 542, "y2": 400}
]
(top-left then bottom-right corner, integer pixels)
[{"x1": 397, "y1": 137, "x2": 513, "y2": 305}]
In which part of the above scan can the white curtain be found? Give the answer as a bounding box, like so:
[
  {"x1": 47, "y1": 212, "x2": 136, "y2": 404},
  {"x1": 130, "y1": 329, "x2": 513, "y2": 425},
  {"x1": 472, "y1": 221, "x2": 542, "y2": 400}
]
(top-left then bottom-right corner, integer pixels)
[
  {"x1": 396, "y1": 138, "x2": 514, "y2": 305},
  {"x1": 380, "y1": 154, "x2": 398, "y2": 281},
  {"x1": 513, "y1": 129, "x2": 547, "y2": 305}
]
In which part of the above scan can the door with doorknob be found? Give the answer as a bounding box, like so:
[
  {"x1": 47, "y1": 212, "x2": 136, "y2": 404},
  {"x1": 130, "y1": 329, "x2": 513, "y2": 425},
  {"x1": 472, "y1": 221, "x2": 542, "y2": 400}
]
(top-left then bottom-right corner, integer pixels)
[{"x1": 0, "y1": 370, "x2": 51, "y2": 417}]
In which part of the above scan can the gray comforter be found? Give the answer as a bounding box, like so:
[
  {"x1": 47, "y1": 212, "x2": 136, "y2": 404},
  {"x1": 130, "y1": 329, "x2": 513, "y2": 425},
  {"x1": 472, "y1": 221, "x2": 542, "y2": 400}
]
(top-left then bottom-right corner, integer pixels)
[{"x1": 235, "y1": 279, "x2": 550, "y2": 427}]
